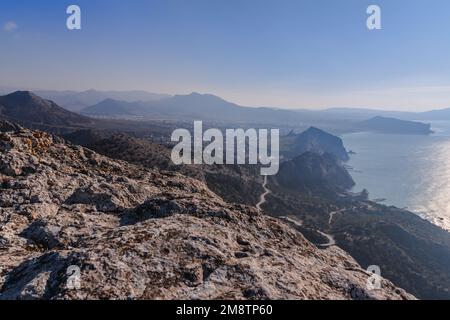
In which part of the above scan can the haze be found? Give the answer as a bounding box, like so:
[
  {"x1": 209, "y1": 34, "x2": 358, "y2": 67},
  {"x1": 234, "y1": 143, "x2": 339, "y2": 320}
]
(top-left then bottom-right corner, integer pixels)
[{"x1": 1, "y1": 0, "x2": 450, "y2": 111}]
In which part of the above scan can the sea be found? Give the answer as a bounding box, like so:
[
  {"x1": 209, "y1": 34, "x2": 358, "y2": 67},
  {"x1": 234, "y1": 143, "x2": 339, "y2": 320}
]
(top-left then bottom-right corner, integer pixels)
[{"x1": 343, "y1": 121, "x2": 450, "y2": 231}]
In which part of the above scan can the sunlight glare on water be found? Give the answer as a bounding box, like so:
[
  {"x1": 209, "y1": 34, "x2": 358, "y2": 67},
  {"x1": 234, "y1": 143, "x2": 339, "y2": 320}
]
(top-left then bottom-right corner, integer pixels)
[{"x1": 344, "y1": 121, "x2": 450, "y2": 231}]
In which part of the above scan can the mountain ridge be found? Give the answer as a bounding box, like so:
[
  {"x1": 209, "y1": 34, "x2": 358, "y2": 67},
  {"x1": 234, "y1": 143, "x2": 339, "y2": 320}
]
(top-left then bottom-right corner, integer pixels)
[
  {"x1": 0, "y1": 91, "x2": 93, "y2": 128},
  {"x1": 79, "y1": 93, "x2": 440, "y2": 133}
]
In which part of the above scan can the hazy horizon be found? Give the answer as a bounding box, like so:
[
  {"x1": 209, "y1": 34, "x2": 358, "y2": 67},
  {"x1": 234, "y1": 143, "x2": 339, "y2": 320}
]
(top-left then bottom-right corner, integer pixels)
[
  {"x1": 2, "y1": 85, "x2": 450, "y2": 113},
  {"x1": 2, "y1": 0, "x2": 450, "y2": 111}
]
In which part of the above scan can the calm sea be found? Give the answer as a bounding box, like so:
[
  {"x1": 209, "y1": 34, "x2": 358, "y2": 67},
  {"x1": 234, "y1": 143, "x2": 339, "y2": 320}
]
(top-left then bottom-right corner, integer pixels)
[{"x1": 343, "y1": 121, "x2": 450, "y2": 231}]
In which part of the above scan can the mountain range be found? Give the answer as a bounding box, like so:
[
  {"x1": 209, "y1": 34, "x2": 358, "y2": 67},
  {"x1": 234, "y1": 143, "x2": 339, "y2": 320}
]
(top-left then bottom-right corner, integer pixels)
[
  {"x1": 81, "y1": 92, "x2": 309, "y2": 125},
  {"x1": 2, "y1": 91, "x2": 450, "y2": 299},
  {"x1": 0, "y1": 89, "x2": 444, "y2": 136},
  {"x1": 79, "y1": 92, "x2": 442, "y2": 134},
  {"x1": 2, "y1": 86, "x2": 450, "y2": 122},
  {"x1": 0, "y1": 87, "x2": 169, "y2": 112}
]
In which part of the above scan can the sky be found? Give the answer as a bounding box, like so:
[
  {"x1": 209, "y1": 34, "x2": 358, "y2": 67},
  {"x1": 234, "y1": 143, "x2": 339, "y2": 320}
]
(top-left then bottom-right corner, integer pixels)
[{"x1": 1, "y1": 0, "x2": 450, "y2": 111}]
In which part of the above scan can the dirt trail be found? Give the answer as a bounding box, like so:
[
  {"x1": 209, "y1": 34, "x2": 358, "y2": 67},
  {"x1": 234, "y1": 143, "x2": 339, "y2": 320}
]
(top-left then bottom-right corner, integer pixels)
[
  {"x1": 259, "y1": 177, "x2": 336, "y2": 248},
  {"x1": 321, "y1": 208, "x2": 349, "y2": 247},
  {"x1": 317, "y1": 230, "x2": 336, "y2": 248},
  {"x1": 256, "y1": 175, "x2": 270, "y2": 211},
  {"x1": 328, "y1": 209, "x2": 345, "y2": 225}
]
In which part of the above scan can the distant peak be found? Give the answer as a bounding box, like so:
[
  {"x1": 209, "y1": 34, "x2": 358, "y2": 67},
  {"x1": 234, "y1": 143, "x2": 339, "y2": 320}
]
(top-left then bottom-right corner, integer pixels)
[
  {"x1": 6, "y1": 91, "x2": 38, "y2": 99},
  {"x1": 184, "y1": 92, "x2": 221, "y2": 99},
  {"x1": 305, "y1": 126, "x2": 326, "y2": 134},
  {"x1": 3, "y1": 91, "x2": 44, "y2": 103},
  {"x1": 369, "y1": 116, "x2": 389, "y2": 120},
  {"x1": 100, "y1": 98, "x2": 120, "y2": 103}
]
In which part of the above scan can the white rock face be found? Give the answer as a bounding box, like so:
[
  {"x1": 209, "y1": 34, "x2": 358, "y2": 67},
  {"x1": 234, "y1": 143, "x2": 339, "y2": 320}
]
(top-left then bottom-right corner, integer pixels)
[{"x1": 0, "y1": 121, "x2": 414, "y2": 300}]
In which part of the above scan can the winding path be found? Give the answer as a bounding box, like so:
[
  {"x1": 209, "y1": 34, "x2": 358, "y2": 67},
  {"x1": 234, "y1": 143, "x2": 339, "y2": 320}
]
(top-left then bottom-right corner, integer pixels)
[
  {"x1": 256, "y1": 176, "x2": 336, "y2": 248},
  {"x1": 317, "y1": 230, "x2": 336, "y2": 248},
  {"x1": 281, "y1": 216, "x2": 303, "y2": 228},
  {"x1": 318, "y1": 209, "x2": 346, "y2": 248},
  {"x1": 256, "y1": 175, "x2": 270, "y2": 211},
  {"x1": 328, "y1": 209, "x2": 345, "y2": 225},
  {"x1": 319, "y1": 208, "x2": 348, "y2": 247}
]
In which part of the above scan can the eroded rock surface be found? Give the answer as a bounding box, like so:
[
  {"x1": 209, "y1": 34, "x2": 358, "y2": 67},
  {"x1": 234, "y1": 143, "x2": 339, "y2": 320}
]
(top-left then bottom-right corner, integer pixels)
[{"x1": 0, "y1": 122, "x2": 414, "y2": 300}]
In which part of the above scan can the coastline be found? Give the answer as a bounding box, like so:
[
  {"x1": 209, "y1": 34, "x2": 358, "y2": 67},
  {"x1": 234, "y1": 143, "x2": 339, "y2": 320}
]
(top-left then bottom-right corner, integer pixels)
[{"x1": 343, "y1": 127, "x2": 450, "y2": 233}]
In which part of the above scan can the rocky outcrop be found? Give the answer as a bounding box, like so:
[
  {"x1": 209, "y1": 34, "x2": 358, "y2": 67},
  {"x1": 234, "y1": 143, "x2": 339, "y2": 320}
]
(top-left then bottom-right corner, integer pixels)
[
  {"x1": 64, "y1": 132, "x2": 264, "y2": 207},
  {"x1": 282, "y1": 127, "x2": 350, "y2": 161},
  {"x1": 0, "y1": 122, "x2": 413, "y2": 300}
]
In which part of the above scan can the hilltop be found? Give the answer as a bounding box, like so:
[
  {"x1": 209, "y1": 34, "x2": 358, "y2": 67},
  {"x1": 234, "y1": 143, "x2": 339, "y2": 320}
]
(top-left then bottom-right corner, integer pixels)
[
  {"x1": 0, "y1": 91, "x2": 93, "y2": 129},
  {"x1": 281, "y1": 127, "x2": 350, "y2": 161}
]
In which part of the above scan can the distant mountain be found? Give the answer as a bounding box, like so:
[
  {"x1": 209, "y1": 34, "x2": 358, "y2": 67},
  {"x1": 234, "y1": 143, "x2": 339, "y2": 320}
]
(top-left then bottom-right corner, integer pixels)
[
  {"x1": 81, "y1": 99, "x2": 151, "y2": 118},
  {"x1": 4, "y1": 86, "x2": 450, "y2": 122},
  {"x1": 321, "y1": 107, "x2": 450, "y2": 122},
  {"x1": 322, "y1": 108, "x2": 412, "y2": 121},
  {"x1": 162, "y1": 92, "x2": 244, "y2": 114},
  {"x1": 84, "y1": 92, "x2": 444, "y2": 133},
  {"x1": 33, "y1": 89, "x2": 170, "y2": 112},
  {"x1": 282, "y1": 127, "x2": 349, "y2": 161},
  {"x1": 0, "y1": 91, "x2": 92, "y2": 128},
  {"x1": 355, "y1": 116, "x2": 432, "y2": 135},
  {"x1": 81, "y1": 92, "x2": 247, "y2": 119},
  {"x1": 414, "y1": 108, "x2": 450, "y2": 120},
  {"x1": 81, "y1": 93, "x2": 328, "y2": 125}
]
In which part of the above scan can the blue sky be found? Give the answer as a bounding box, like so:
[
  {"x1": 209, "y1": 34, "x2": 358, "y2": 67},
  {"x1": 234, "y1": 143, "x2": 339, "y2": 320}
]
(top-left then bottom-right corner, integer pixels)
[{"x1": 1, "y1": 0, "x2": 450, "y2": 111}]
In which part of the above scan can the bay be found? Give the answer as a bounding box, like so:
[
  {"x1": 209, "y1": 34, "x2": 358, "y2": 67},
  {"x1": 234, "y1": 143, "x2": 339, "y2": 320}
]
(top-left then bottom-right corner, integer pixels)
[{"x1": 343, "y1": 121, "x2": 450, "y2": 231}]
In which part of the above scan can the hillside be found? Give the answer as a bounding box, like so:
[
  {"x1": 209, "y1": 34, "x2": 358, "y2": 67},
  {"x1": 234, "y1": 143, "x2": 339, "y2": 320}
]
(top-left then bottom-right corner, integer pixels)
[
  {"x1": 81, "y1": 99, "x2": 151, "y2": 118},
  {"x1": 61, "y1": 130, "x2": 355, "y2": 208},
  {"x1": 0, "y1": 91, "x2": 93, "y2": 128},
  {"x1": 263, "y1": 171, "x2": 450, "y2": 299},
  {"x1": 0, "y1": 121, "x2": 413, "y2": 300},
  {"x1": 275, "y1": 152, "x2": 355, "y2": 194},
  {"x1": 62, "y1": 131, "x2": 265, "y2": 206}
]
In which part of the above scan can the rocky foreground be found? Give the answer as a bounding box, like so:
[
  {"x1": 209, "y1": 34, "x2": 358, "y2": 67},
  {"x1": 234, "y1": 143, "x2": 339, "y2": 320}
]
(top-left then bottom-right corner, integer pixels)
[{"x1": 0, "y1": 121, "x2": 413, "y2": 300}]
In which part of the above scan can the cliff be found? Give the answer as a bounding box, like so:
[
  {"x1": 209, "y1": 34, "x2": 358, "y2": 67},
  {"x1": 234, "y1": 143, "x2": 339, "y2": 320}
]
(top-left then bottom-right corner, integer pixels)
[
  {"x1": 275, "y1": 152, "x2": 355, "y2": 195},
  {"x1": 282, "y1": 127, "x2": 349, "y2": 161}
]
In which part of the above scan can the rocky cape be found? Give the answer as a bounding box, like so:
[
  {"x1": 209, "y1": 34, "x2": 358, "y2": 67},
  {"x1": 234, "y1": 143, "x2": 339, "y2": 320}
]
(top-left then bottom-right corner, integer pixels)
[
  {"x1": 0, "y1": 121, "x2": 413, "y2": 300},
  {"x1": 281, "y1": 127, "x2": 350, "y2": 161},
  {"x1": 354, "y1": 116, "x2": 433, "y2": 135}
]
